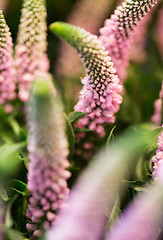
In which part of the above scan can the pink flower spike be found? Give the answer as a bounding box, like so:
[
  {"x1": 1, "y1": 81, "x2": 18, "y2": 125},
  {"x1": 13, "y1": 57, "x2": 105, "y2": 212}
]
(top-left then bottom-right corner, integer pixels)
[
  {"x1": 15, "y1": 0, "x2": 51, "y2": 102},
  {"x1": 26, "y1": 79, "x2": 70, "y2": 237},
  {"x1": 50, "y1": 22, "x2": 123, "y2": 137},
  {"x1": 0, "y1": 10, "x2": 16, "y2": 112},
  {"x1": 99, "y1": 0, "x2": 158, "y2": 82}
]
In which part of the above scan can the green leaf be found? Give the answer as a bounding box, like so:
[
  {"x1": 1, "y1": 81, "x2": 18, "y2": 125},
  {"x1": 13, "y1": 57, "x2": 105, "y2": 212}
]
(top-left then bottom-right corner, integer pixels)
[
  {"x1": 106, "y1": 125, "x2": 116, "y2": 147},
  {"x1": 0, "y1": 142, "x2": 26, "y2": 173},
  {"x1": 124, "y1": 180, "x2": 148, "y2": 192},
  {"x1": 64, "y1": 114, "x2": 75, "y2": 159},
  {"x1": 7, "y1": 118, "x2": 21, "y2": 136},
  {"x1": 5, "y1": 228, "x2": 24, "y2": 240},
  {"x1": 10, "y1": 180, "x2": 27, "y2": 196},
  {"x1": 74, "y1": 128, "x2": 93, "y2": 133},
  {"x1": 5, "y1": 194, "x2": 18, "y2": 228},
  {"x1": 69, "y1": 111, "x2": 87, "y2": 124},
  {"x1": 106, "y1": 195, "x2": 120, "y2": 229},
  {"x1": 0, "y1": 184, "x2": 9, "y2": 201}
]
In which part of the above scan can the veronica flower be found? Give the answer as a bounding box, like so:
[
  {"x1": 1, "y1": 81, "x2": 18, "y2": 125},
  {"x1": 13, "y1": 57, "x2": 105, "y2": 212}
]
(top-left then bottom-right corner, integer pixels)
[
  {"x1": 0, "y1": 10, "x2": 16, "y2": 113},
  {"x1": 50, "y1": 22, "x2": 123, "y2": 137},
  {"x1": 26, "y1": 79, "x2": 70, "y2": 238},
  {"x1": 152, "y1": 81, "x2": 163, "y2": 126},
  {"x1": 99, "y1": 0, "x2": 158, "y2": 82},
  {"x1": 152, "y1": 127, "x2": 163, "y2": 178},
  {"x1": 15, "y1": 0, "x2": 50, "y2": 102}
]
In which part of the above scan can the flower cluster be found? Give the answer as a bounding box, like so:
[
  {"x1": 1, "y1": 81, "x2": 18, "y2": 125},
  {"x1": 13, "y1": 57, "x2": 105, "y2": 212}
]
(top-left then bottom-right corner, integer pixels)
[
  {"x1": 152, "y1": 128, "x2": 163, "y2": 178},
  {"x1": 0, "y1": 10, "x2": 16, "y2": 113},
  {"x1": 26, "y1": 80, "x2": 70, "y2": 238},
  {"x1": 15, "y1": 0, "x2": 50, "y2": 102},
  {"x1": 50, "y1": 22, "x2": 123, "y2": 137},
  {"x1": 99, "y1": 0, "x2": 158, "y2": 82}
]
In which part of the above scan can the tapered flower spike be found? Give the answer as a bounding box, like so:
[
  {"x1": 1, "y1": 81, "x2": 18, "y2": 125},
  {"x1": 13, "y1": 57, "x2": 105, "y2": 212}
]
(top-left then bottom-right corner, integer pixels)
[
  {"x1": 50, "y1": 22, "x2": 123, "y2": 137},
  {"x1": 99, "y1": 0, "x2": 158, "y2": 82},
  {"x1": 15, "y1": 0, "x2": 50, "y2": 102},
  {"x1": 0, "y1": 10, "x2": 16, "y2": 113},
  {"x1": 26, "y1": 79, "x2": 70, "y2": 238}
]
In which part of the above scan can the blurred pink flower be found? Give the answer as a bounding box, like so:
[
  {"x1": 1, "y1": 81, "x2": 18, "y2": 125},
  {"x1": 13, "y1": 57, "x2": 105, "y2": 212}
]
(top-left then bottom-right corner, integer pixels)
[
  {"x1": 0, "y1": 10, "x2": 16, "y2": 112},
  {"x1": 15, "y1": 0, "x2": 50, "y2": 102},
  {"x1": 46, "y1": 128, "x2": 162, "y2": 240},
  {"x1": 105, "y1": 185, "x2": 163, "y2": 240},
  {"x1": 26, "y1": 80, "x2": 70, "y2": 238}
]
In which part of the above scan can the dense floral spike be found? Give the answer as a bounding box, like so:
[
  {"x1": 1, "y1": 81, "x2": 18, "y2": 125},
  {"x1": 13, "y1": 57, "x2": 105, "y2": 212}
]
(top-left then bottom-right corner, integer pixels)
[
  {"x1": 26, "y1": 79, "x2": 70, "y2": 238},
  {"x1": 99, "y1": 0, "x2": 158, "y2": 82},
  {"x1": 0, "y1": 10, "x2": 16, "y2": 113},
  {"x1": 50, "y1": 22, "x2": 123, "y2": 137},
  {"x1": 152, "y1": 81, "x2": 163, "y2": 125},
  {"x1": 152, "y1": 128, "x2": 163, "y2": 178},
  {"x1": 15, "y1": 0, "x2": 50, "y2": 102},
  {"x1": 105, "y1": 185, "x2": 163, "y2": 240}
]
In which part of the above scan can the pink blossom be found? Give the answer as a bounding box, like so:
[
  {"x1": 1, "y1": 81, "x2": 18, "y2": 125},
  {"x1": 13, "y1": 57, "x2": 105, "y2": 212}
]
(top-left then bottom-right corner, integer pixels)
[
  {"x1": 26, "y1": 80, "x2": 70, "y2": 237},
  {"x1": 0, "y1": 10, "x2": 16, "y2": 112},
  {"x1": 99, "y1": 0, "x2": 158, "y2": 82},
  {"x1": 51, "y1": 22, "x2": 123, "y2": 137},
  {"x1": 15, "y1": 0, "x2": 50, "y2": 102}
]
